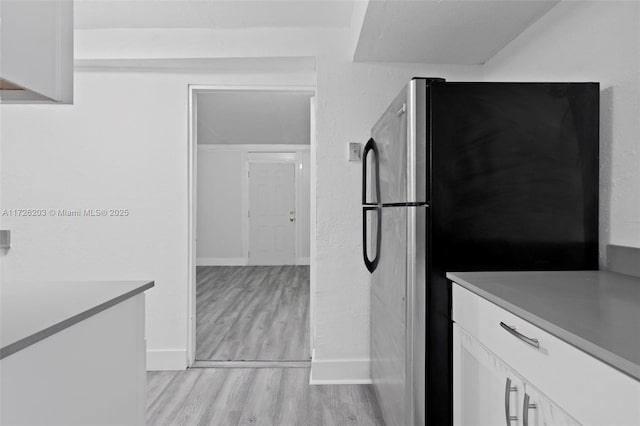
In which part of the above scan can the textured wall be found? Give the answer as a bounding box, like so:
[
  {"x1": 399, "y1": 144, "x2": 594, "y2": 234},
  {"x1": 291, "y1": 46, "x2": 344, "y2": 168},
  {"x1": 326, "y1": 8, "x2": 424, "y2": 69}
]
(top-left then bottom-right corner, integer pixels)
[
  {"x1": 312, "y1": 43, "x2": 481, "y2": 379},
  {"x1": 483, "y1": 1, "x2": 640, "y2": 265}
]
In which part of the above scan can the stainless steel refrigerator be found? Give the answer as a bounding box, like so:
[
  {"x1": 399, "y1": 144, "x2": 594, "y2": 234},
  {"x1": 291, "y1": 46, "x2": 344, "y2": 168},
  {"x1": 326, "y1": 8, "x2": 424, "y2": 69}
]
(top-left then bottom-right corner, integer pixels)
[{"x1": 362, "y1": 78, "x2": 599, "y2": 426}]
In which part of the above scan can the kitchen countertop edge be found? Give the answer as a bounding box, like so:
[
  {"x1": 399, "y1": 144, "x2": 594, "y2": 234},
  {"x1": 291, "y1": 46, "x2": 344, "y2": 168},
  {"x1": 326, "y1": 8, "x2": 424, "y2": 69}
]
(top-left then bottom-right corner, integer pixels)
[
  {"x1": 0, "y1": 280, "x2": 154, "y2": 360},
  {"x1": 446, "y1": 272, "x2": 640, "y2": 382}
]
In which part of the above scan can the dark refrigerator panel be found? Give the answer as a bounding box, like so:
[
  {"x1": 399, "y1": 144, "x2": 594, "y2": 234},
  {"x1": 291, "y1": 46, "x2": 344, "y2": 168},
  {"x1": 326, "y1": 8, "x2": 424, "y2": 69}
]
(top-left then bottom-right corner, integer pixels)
[
  {"x1": 427, "y1": 82, "x2": 599, "y2": 426},
  {"x1": 431, "y1": 82, "x2": 599, "y2": 272}
]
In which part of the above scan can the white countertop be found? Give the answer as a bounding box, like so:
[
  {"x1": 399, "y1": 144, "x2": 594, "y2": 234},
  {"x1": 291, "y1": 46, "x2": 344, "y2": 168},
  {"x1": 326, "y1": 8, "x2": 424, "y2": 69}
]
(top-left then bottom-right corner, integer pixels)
[
  {"x1": 1, "y1": 280, "x2": 154, "y2": 359},
  {"x1": 447, "y1": 271, "x2": 640, "y2": 380}
]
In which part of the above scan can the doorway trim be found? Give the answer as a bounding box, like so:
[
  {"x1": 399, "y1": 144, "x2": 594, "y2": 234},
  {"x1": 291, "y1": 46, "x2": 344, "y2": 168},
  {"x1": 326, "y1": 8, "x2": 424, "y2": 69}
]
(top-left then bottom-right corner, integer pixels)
[{"x1": 187, "y1": 84, "x2": 316, "y2": 366}]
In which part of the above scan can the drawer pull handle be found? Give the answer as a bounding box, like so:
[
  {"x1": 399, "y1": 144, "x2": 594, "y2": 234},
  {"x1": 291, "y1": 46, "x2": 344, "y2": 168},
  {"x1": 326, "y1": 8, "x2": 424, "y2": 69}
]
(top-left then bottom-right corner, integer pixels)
[
  {"x1": 500, "y1": 322, "x2": 540, "y2": 349},
  {"x1": 504, "y1": 377, "x2": 518, "y2": 425},
  {"x1": 523, "y1": 393, "x2": 537, "y2": 426}
]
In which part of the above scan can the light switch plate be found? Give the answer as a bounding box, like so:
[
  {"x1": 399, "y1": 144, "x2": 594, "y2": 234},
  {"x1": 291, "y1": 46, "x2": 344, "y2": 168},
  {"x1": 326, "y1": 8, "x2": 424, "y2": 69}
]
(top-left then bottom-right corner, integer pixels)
[{"x1": 349, "y1": 142, "x2": 362, "y2": 161}]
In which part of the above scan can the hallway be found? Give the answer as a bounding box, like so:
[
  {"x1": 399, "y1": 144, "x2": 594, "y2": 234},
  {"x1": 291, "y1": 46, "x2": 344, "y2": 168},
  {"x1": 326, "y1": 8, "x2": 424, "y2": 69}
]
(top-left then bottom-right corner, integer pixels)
[
  {"x1": 148, "y1": 266, "x2": 385, "y2": 425},
  {"x1": 196, "y1": 266, "x2": 310, "y2": 361}
]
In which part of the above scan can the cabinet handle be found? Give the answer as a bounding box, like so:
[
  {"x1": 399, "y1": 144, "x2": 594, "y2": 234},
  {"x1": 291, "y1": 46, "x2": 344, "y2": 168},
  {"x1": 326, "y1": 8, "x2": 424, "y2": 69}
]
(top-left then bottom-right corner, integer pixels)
[
  {"x1": 523, "y1": 393, "x2": 537, "y2": 426},
  {"x1": 504, "y1": 377, "x2": 518, "y2": 425},
  {"x1": 500, "y1": 322, "x2": 540, "y2": 349}
]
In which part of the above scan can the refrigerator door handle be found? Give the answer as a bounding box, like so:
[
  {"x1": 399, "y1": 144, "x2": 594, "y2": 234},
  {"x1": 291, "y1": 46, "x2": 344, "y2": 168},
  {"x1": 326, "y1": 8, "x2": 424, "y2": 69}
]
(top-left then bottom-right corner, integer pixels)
[
  {"x1": 363, "y1": 206, "x2": 381, "y2": 273},
  {"x1": 362, "y1": 138, "x2": 381, "y2": 206}
]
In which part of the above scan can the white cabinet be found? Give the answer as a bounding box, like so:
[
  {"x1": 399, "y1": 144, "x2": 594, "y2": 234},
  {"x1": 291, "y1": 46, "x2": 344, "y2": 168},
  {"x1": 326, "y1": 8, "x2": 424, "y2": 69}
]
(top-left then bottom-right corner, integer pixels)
[
  {"x1": 523, "y1": 382, "x2": 581, "y2": 426},
  {"x1": 0, "y1": 0, "x2": 73, "y2": 103},
  {"x1": 0, "y1": 294, "x2": 146, "y2": 425},
  {"x1": 452, "y1": 283, "x2": 640, "y2": 426},
  {"x1": 453, "y1": 324, "x2": 525, "y2": 426},
  {"x1": 454, "y1": 324, "x2": 580, "y2": 426}
]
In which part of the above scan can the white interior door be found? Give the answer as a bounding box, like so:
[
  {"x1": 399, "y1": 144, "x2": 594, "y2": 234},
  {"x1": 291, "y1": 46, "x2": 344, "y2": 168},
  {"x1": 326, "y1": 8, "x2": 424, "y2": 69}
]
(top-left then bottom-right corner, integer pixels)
[{"x1": 249, "y1": 161, "x2": 296, "y2": 265}]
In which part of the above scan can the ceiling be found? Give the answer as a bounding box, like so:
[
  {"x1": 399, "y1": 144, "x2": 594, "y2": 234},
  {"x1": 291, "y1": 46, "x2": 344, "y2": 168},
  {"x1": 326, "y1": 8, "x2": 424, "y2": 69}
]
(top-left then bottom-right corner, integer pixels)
[
  {"x1": 353, "y1": 0, "x2": 559, "y2": 65},
  {"x1": 74, "y1": 1, "x2": 559, "y2": 66},
  {"x1": 196, "y1": 90, "x2": 313, "y2": 145},
  {"x1": 74, "y1": 0, "x2": 354, "y2": 30}
]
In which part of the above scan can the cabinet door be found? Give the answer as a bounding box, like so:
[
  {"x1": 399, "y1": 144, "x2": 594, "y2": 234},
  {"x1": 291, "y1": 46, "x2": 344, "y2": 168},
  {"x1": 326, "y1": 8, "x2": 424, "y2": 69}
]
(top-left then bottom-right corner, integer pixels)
[
  {"x1": 453, "y1": 283, "x2": 640, "y2": 426},
  {"x1": 522, "y1": 383, "x2": 582, "y2": 426},
  {"x1": 454, "y1": 324, "x2": 524, "y2": 426}
]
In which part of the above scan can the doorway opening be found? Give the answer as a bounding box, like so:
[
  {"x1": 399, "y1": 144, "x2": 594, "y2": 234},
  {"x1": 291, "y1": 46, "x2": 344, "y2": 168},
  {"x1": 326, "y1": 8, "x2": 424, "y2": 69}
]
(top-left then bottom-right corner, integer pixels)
[{"x1": 187, "y1": 86, "x2": 316, "y2": 365}]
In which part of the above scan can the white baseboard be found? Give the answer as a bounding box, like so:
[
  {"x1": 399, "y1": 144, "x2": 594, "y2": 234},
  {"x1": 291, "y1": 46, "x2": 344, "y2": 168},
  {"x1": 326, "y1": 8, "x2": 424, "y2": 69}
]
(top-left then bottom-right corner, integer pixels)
[
  {"x1": 196, "y1": 257, "x2": 247, "y2": 266},
  {"x1": 146, "y1": 349, "x2": 187, "y2": 371},
  {"x1": 309, "y1": 357, "x2": 371, "y2": 385},
  {"x1": 296, "y1": 257, "x2": 310, "y2": 265}
]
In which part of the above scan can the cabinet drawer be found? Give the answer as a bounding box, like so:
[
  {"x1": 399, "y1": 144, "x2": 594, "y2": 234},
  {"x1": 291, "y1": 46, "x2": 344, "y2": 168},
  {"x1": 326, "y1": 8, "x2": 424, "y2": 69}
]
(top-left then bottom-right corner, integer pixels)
[{"x1": 452, "y1": 283, "x2": 640, "y2": 426}]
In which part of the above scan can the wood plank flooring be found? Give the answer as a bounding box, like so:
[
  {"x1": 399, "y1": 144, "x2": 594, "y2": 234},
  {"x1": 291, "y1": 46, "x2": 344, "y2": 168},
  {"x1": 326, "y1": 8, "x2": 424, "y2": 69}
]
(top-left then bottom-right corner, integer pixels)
[
  {"x1": 146, "y1": 368, "x2": 385, "y2": 426},
  {"x1": 196, "y1": 266, "x2": 310, "y2": 361},
  {"x1": 156, "y1": 267, "x2": 383, "y2": 425}
]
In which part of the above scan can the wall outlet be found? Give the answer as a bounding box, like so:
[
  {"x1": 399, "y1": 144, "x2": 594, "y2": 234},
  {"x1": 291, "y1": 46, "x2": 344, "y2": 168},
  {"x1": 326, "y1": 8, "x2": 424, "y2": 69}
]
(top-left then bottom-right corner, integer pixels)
[
  {"x1": 0, "y1": 230, "x2": 10, "y2": 249},
  {"x1": 349, "y1": 142, "x2": 362, "y2": 161}
]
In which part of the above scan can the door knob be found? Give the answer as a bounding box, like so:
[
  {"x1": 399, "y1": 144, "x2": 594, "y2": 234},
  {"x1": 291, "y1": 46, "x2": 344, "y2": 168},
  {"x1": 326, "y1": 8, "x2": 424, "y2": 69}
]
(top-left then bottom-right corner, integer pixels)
[{"x1": 290, "y1": 217, "x2": 295, "y2": 222}]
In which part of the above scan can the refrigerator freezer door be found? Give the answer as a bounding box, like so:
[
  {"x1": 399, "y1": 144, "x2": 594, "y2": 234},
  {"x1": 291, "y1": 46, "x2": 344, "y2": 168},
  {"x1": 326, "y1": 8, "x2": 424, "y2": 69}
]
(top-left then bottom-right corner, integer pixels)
[
  {"x1": 370, "y1": 205, "x2": 427, "y2": 426},
  {"x1": 371, "y1": 79, "x2": 428, "y2": 205}
]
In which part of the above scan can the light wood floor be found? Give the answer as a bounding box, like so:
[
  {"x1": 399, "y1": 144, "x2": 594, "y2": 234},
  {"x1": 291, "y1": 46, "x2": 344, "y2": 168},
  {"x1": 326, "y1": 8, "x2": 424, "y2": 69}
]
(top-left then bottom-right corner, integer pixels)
[
  {"x1": 147, "y1": 368, "x2": 384, "y2": 426},
  {"x1": 196, "y1": 266, "x2": 310, "y2": 361},
  {"x1": 151, "y1": 266, "x2": 383, "y2": 425}
]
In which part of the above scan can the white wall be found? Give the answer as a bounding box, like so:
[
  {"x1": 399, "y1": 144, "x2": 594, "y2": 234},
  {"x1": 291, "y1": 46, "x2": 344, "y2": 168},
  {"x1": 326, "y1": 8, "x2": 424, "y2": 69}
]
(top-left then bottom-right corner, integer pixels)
[
  {"x1": 0, "y1": 69, "x2": 315, "y2": 370},
  {"x1": 196, "y1": 146, "x2": 310, "y2": 266},
  {"x1": 196, "y1": 91, "x2": 312, "y2": 145},
  {"x1": 196, "y1": 149, "x2": 245, "y2": 264},
  {"x1": 483, "y1": 0, "x2": 640, "y2": 264},
  {"x1": 312, "y1": 46, "x2": 482, "y2": 382}
]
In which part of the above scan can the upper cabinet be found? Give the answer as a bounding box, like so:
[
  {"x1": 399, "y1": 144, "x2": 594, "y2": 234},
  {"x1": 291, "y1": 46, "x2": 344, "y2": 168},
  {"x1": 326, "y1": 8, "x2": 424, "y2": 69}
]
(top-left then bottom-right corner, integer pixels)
[{"x1": 0, "y1": 0, "x2": 73, "y2": 104}]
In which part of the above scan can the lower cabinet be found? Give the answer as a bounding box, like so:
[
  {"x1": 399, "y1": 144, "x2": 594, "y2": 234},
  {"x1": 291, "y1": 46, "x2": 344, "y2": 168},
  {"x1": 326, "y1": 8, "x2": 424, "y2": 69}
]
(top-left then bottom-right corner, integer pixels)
[
  {"x1": 453, "y1": 324, "x2": 524, "y2": 425},
  {"x1": 522, "y1": 380, "x2": 581, "y2": 426},
  {"x1": 452, "y1": 283, "x2": 640, "y2": 426},
  {"x1": 0, "y1": 294, "x2": 146, "y2": 425},
  {"x1": 454, "y1": 324, "x2": 579, "y2": 426}
]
